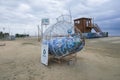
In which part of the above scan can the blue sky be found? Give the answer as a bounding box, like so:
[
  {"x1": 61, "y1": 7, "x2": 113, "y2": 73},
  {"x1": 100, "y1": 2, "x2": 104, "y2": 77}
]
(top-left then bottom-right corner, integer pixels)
[{"x1": 0, "y1": 0, "x2": 120, "y2": 36}]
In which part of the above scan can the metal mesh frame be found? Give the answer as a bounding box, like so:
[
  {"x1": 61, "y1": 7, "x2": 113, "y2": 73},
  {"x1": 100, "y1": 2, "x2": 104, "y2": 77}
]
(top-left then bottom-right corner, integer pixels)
[{"x1": 43, "y1": 15, "x2": 85, "y2": 58}]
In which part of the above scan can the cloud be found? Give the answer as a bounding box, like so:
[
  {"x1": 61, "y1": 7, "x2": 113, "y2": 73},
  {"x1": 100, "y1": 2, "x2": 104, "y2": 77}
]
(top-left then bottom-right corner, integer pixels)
[
  {"x1": 0, "y1": 0, "x2": 120, "y2": 36},
  {"x1": 86, "y1": 0, "x2": 109, "y2": 6},
  {"x1": 18, "y1": 3, "x2": 31, "y2": 12}
]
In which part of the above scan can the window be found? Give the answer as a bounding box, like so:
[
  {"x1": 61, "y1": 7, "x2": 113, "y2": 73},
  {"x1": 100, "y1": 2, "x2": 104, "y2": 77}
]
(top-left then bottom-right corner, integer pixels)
[
  {"x1": 86, "y1": 21, "x2": 89, "y2": 27},
  {"x1": 75, "y1": 21, "x2": 80, "y2": 24}
]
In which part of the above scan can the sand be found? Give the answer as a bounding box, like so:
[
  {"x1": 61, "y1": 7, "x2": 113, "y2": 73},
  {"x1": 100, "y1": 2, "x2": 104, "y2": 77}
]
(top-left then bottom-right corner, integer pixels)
[{"x1": 0, "y1": 37, "x2": 120, "y2": 80}]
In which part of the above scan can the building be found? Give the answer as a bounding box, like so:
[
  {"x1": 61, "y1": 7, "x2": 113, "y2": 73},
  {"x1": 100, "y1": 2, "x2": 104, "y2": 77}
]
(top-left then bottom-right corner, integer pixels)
[{"x1": 74, "y1": 17, "x2": 108, "y2": 38}]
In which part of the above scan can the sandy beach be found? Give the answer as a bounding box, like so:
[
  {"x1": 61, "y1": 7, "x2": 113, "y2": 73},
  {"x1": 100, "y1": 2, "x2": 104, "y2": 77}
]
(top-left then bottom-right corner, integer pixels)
[{"x1": 0, "y1": 37, "x2": 120, "y2": 80}]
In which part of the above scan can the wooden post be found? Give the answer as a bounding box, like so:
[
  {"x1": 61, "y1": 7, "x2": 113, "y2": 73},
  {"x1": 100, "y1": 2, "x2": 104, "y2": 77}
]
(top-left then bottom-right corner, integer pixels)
[{"x1": 37, "y1": 25, "x2": 40, "y2": 42}]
